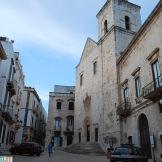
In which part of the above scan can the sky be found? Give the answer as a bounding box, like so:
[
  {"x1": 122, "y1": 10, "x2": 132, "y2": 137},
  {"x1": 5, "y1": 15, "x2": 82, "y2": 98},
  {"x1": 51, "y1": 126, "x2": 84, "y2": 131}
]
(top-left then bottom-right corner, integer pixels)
[{"x1": 0, "y1": 0, "x2": 159, "y2": 112}]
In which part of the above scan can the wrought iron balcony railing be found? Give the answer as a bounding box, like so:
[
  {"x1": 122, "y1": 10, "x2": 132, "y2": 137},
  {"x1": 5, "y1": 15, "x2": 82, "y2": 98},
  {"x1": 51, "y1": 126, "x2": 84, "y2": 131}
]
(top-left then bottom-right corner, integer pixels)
[
  {"x1": 7, "y1": 79, "x2": 17, "y2": 96},
  {"x1": 117, "y1": 100, "x2": 131, "y2": 118},
  {"x1": 1, "y1": 104, "x2": 14, "y2": 124},
  {"x1": 66, "y1": 125, "x2": 74, "y2": 131},
  {"x1": 142, "y1": 75, "x2": 162, "y2": 101},
  {"x1": 64, "y1": 127, "x2": 74, "y2": 135},
  {"x1": 54, "y1": 127, "x2": 61, "y2": 132}
]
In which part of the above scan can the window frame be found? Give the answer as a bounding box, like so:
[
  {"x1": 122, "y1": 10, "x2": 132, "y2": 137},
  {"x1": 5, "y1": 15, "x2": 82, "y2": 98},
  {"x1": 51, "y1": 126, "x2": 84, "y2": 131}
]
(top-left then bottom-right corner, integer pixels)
[
  {"x1": 104, "y1": 20, "x2": 108, "y2": 34},
  {"x1": 93, "y1": 61, "x2": 97, "y2": 75},
  {"x1": 55, "y1": 117, "x2": 61, "y2": 129},
  {"x1": 68, "y1": 101, "x2": 74, "y2": 110},
  {"x1": 80, "y1": 74, "x2": 83, "y2": 86},
  {"x1": 135, "y1": 77, "x2": 141, "y2": 97},
  {"x1": 56, "y1": 101, "x2": 62, "y2": 110},
  {"x1": 123, "y1": 86, "x2": 129, "y2": 102},
  {"x1": 125, "y1": 16, "x2": 130, "y2": 30}
]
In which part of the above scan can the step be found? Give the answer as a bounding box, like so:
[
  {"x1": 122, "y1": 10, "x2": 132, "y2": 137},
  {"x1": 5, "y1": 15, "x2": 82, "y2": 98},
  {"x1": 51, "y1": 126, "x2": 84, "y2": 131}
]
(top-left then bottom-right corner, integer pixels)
[{"x1": 63, "y1": 143, "x2": 105, "y2": 156}]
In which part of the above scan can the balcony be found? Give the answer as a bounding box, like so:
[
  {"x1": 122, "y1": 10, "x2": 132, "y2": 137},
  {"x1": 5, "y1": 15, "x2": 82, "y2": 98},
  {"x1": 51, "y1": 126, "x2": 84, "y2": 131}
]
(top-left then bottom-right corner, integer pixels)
[
  {"x1": 117, "y1": 101, "x2": 131, "y2": 118},
  {"x1": 142, "y1": 76, "x2": 162, "y2": 101},
  {"x1": 53, "y1": 128, "x2": 61, "y2": 136},
  {"x1": 54, "y1": 127, "x2": 61, "y2": 132},
  {"x1": 7, "y1": 80, "x2": 17, "y2": 96},
  {"x1": 33, "y1": 107, "x2": 39, "y2": 116},
  {"x1": 15, "y1": 120, "x2": 23, "y2": 130},
  {"x1": 16, "y1": 96, "x2": 21, "y2": 105},
  {"x1": 1, "y1": 105, "x2": 14, "y2": 124},
  {"x1": 64, "y1": 126, "x2": 74, "y2": 135}
]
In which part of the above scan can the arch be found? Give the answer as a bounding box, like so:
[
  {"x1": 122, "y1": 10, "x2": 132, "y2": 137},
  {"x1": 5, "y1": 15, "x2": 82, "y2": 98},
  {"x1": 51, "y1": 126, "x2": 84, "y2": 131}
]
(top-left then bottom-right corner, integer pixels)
[
  {"x1": 56, "y1": 99, "x2": 63, "y2": 102},
  {"x1": 55, "y1": 116, "x2": 62, "y2": 120},
  {"x1": 138, "y1": 114, "x2": 152, "y2": 158},
  {"x1": 125, "y1": 16, "x2": 130, "y2": 30},
  {"x1": 68, "y1": 98, "x2": 75, "y2": 102},
  {"x1": 66, "y1": 115, "x2": 74, "y2": 119}
]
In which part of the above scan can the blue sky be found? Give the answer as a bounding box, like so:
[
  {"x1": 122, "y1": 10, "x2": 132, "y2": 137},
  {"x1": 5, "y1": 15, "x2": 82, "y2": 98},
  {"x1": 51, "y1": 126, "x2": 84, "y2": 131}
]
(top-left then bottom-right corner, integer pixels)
[{"x1": 0, "y1": 0, "x2": 159, "y2": 112}]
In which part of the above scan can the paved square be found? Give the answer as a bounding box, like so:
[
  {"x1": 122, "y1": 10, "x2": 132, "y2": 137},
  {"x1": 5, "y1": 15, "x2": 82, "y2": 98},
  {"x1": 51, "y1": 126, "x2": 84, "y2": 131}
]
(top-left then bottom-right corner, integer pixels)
[{"x1": 13, "y1": 150, "x2": 109, "y2": 162}]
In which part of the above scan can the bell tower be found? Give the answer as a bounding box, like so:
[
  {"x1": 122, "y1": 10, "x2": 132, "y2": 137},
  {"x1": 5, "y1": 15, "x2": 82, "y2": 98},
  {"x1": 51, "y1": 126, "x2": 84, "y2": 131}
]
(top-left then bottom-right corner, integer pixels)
[{"x1": 97, "y1": 0, "x2": 141, "y2": 57}]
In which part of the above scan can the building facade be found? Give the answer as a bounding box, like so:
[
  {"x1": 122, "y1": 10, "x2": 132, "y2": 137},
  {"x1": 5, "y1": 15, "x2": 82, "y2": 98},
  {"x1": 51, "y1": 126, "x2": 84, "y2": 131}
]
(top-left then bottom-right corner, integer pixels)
[
  {"x1": 15, "y1": 87, "x2": 47, "y2": 146},
  {"x1": 75, "y1": 0, "x2": 141, "y2": 147},
  {"x1": 46, "y1": 85, "x2": 75, "y2": 147},
  {"x1": 0, "y1": 37, "x2": 25, "y2": 149},
  {"x1": 0, "y1": 42, "x2": 7, "y2": 72},
  {"x1": 117, "y1": 1, "x2": 162, "y2": 161},
  {"x1": 75, "y1": 0, "x2": 162, "y2": 161}
]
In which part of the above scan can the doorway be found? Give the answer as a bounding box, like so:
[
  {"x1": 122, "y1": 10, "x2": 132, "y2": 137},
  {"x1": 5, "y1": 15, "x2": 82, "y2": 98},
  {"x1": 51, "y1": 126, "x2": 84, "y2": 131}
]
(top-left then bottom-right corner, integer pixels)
[
  {"x1": 139, "y1": 114, "x2": 152, "y2": 158},
  {"x1": 67, "y1": 135, "x2": 73, "y2": 146},
  {"x1": 95, "y1": 128, "x2": 98, "y2": 142},
  {"x1": 87, "y1": 125, "x2": 90, "y2": 142},
  {"x1": 79, "y1": 132, "x2": 81, "y2": 143}
]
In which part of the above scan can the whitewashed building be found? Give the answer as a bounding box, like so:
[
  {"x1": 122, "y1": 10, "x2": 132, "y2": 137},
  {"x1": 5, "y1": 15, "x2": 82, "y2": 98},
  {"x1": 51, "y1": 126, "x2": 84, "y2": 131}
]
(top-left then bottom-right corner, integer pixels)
[
  {"x1": 0, "y1": 42, "x2": 7, "y2": 73},
  {"x1": 15, "y1": 87, "x2": 47, "y2": 146},
  {"x1": 0, "y1": 37, "x2": 25, "y2": 149}
]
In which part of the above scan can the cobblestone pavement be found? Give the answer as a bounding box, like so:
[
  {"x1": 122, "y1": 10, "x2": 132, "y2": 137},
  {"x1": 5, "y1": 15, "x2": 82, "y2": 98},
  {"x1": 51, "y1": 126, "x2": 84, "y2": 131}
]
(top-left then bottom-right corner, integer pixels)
[{"x1": 13, "y1": 150, "x2": 109, "y2": 162}]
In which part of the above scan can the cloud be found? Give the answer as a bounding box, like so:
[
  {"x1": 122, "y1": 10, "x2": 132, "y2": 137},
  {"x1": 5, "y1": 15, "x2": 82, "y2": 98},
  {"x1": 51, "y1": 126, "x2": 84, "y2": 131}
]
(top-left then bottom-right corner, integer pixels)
[{"x1": 0, "y1": 1, "x2": 83, "y2": 58}]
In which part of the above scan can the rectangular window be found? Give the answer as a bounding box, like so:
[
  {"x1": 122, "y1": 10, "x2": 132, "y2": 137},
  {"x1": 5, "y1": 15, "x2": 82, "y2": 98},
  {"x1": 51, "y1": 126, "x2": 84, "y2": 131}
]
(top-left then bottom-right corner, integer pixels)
[
  {"x1": 67, "y1": 118, "x2": 73, "y2": 128},
  {"x1": 80, "y1": 74, "x2": 83, "y2": 86},
  {"x1": 152, "y1": 60, "x2": 162, "y2": 88},
  {"x1": 93, "y1": 61, "x2": 97, "y2": 75},
  {"x1": 57, "y1": 102, "x2": 61, "y2": 110},
  {"x1": 55, "y1": 120, "x2": 61, "y2": 129},
  {"x1": 123, "y1": 87, "x2": 128, "y2": 102},
  {"x1": 135, "y1": 77, "x2": 141, "y2": 97},
  {"x1": 159, "y1": 100, "x2": 162, "y2": 113},
  {"x1": 69, "y1": 102, "x2": 74, "y2": 110}
]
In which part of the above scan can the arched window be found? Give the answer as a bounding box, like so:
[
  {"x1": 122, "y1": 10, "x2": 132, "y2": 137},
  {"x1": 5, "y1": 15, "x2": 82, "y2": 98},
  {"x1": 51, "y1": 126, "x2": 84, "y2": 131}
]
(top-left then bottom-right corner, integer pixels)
[
  {"x1": 125, "y1": 16, "x2": 130, "y2": 30},
  {"x1": 104, "y1": 20, "x2": 108, "y2": 34}
]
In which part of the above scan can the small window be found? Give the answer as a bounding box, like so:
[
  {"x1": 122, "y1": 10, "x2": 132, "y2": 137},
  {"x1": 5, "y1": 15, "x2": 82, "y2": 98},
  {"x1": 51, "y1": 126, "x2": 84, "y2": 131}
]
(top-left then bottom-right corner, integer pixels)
[
  {"x1": 80, "y1": 74, "x2": 83, "y2": 86},
  {"x1": 135, "y1": 77, "x2": 141, "y2": 97},
  {"x1": 93, "y1": 61, "x2": 97, "y2": 75},
  {"x1": 69, "y1": 102, "x2": 74, "y2": 110},
  {"x1": 57, "y1": 101, "x2": 61, "y2": 110},
  {"x1": 125, "y1": 16, "x2": 130, "y2": 30},
  {"x1": 104, "y1": 20, "x2": 108, "y2": 34}
]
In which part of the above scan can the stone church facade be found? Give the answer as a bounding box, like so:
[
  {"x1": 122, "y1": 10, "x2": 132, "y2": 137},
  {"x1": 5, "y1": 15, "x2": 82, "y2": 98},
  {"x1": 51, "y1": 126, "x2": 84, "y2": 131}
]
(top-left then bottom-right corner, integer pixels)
[{"x1": 75, "y1": 0, "x2": 162, "y2": 161}]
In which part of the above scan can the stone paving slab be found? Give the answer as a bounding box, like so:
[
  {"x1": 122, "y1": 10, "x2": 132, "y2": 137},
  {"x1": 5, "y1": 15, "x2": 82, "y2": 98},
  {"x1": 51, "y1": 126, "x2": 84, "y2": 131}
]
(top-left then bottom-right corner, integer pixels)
[{"x1": 13, "y1": 150, "x2": 109, "y2": 162}]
